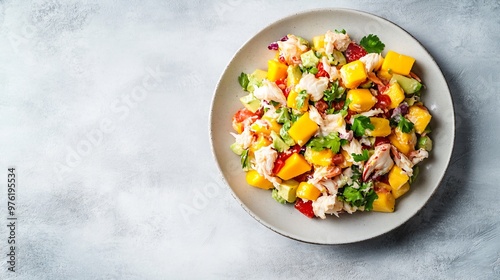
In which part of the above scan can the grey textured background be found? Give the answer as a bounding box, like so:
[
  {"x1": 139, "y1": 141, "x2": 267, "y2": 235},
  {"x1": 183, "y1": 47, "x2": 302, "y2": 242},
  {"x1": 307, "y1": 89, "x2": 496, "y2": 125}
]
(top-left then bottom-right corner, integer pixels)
[{"x1": 0, "y1": 0, "x2": 499, "y2": 279}]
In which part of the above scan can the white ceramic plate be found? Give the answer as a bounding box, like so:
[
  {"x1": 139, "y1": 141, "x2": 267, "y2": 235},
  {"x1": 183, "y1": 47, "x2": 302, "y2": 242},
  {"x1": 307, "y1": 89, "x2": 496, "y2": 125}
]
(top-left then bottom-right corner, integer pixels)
[{"x1": 209, "y1": 8, "x2": 455, "y2": 244}]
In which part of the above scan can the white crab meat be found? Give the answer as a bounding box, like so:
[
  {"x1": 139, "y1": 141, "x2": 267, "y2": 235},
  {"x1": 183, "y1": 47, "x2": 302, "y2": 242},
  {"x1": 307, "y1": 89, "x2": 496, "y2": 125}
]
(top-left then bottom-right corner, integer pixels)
[
  {"x1": 391, "y1": 145, "x2": 414, "y2": 176},
  {"x1": 296, "y1": 73, "x2": 329, "y2": 102},
  {"x1": 253, "y1": 145, "x2": 279, "y2": 184},
  {"x1": 253, "y1": 79, "x2": 287, "y2": 106},
  {"x1": 324, "y1": 30, "x2": 351, "y2": 53},
  {"x1": 362, "y1": 143, "x2": 394, "y2": 181},
  {"x1": 410, "y1": 148, "x2": 429, "y2": 165},
  {"x1": 313, "y1": 195, "x2": 343, "y2": 219},
  {"x1": 277, "y1": 34, "x2": 308, "y2": 65},
  {"x1": 359, "y1": 53, "x2": 384, "y2": 73}
]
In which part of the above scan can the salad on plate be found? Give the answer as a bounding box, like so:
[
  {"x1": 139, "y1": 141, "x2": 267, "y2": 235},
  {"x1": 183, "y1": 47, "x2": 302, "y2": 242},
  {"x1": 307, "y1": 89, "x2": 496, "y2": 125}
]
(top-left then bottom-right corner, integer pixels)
[{"x1": 230, "y1": 29, "x2": 433, "y2": 219}]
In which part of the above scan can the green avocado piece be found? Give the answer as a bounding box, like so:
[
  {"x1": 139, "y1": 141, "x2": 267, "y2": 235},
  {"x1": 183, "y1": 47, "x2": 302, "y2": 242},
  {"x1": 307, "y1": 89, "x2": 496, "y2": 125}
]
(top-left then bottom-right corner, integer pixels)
[
  {"x1": 230, "y1": 142, "x2": 244, "y2": 155},
  {"x1": 300, "y1": 50, "x2": 320, "y2": 68},
  {"x1": 239, "y1": 93, "x2": 260, "y2": 113},
  {"x1": 270, "y1": 131, "x2": 290, "y2": 152},
  {"x1": 391, "y1": 74, "x2": 422, "y2": 94},
  {"x1": 278, "y1": 179, "x2": 300, "y2": 203}
]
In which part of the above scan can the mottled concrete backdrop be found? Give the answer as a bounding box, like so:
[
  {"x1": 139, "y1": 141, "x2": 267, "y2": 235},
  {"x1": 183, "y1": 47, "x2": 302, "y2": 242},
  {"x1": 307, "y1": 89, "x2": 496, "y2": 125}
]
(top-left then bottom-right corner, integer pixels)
[{"x1": 0, "y1": 0, "x2": 499, "y2": 279}]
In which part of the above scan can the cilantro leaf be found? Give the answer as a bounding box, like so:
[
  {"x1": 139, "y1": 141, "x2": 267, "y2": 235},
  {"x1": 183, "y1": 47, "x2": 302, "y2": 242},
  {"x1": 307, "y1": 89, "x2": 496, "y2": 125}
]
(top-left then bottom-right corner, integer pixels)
[
  {"x1": 340, "y1": 181, "x2": 378, "y2": 210},
  {"x1": 238, "y1": 72, "x2": 249, "y2": 90},
  {"x1": 335, "y1": 29, "x2": 346, "y2": 34},
  {"x1": 323, "y1": 80, "x2": 346, "y2": 103},
  {"x1": 295, "y1": 90, "x2": 308, "y2": 110},
  {"x1": 306, "y1": 132, "x2": 341, "y2": 153},
  {"x1": 359, "y1": 34, "x2": 385, "y2": 54},
  {"x1": 364, "y1": 189, "x2": 378, "y2": 211},
  {"x1": 398, "y1": 117, "x2": 414, "y2": 133},
  {"x1": 352, "y1": 149, "x2": 370, "y2": 162},
  {"x1": 240, "y1": 149, "x2": 250, "y2": 171},
  {"x1": 342, "y1": 186, "x2": 364, "y2": 206},
  {"x1": 350, "y1": 165, "x2": 362, "y2": 183},
  {"x1": 351, "y1": 115, "x2": 375, "y2": 137}
]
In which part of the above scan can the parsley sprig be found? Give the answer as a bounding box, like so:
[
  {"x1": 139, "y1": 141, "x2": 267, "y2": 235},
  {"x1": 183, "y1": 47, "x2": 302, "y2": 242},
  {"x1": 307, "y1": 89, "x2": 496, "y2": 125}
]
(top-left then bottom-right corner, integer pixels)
[
  {"x1": 359, "y1": 34, "x2": 385, "y2": 54},
  {"x1": 351, "y1": 115, "x2": 375, "y2": 137},
  {"x1": 306, "y1": 132, "x2": 341, "y2": 153}
]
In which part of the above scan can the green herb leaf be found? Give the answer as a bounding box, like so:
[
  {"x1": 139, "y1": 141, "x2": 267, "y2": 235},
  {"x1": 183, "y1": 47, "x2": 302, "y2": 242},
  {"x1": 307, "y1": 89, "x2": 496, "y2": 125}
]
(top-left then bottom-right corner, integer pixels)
[
  {"x1": 276, "y1": 107, "x2": 291, "y2": 124},
  {"x1": 342, "y1": 186, "x2": 364, "y2": 206},
  {"x1": 364, "y1": 189, "x2": 378, "y2": 211},
  {"x1": 359, "y1": 34, "x2": 385, "y2": 54},
  {"x1": 280, "y1": 121, "x2": 296, "y2": 146},
  {"x1": 340, "y1": 181, "x2": 378, "y2": 210},
  {"x1": 323, "y1": 80, "x2": 346, "y2": 103},
  {"x1": 398, "y1": 117, "x2": 414, "y2": 133},
  {"x1": 241, "y1": 149, "x2": 250, "y2": 171},
  {"x1": 306, "y1": 132, "x2": 341, "y2": 153},
  {"x1": 295, "y1": 90, "x2": 308, "y2": 110},
  {"x1": 350, "y1": 165, "x2": 362, "y2": 183},
  {"x1": 238, "y1": 72, "x2": 250, "y2": 90},
  {"x1": 272, "y1": 188, "x2": 287, "y2": 204},
  {"x1": 351, "y1": 115, "x2": 375, "y2": 137},
  {"x1": 352, "y1": 149, "x2": 370, "y2": 162},
  {"x1": 335, "y1": 29, "x2": 346, "y2": 34}
]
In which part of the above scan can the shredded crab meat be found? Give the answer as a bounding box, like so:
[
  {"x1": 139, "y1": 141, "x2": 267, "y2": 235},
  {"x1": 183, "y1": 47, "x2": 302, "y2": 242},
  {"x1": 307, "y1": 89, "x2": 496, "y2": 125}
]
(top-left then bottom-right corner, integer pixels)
[
  {"x1": 410, "y1": 148, "x2": 429, "y2": 165},
  {"x1": 324, "y1": 30, "x2": 351, "y2": 53},
  {"x1": 253, "y1": 79, "x2": 287, "y2": 106},
  {"x1": 342, "y1": 138, "x2": 363, "y2": 165},
  {"x1": 359, "y1": 53, "x2": 383, "y2": 73},
  {"x1": 321, "y1": 56, "x2": 340, "y2": 81},
  {"x1": 362, "y1": 143, "x2": 394, "y2": 181},
  {"x1": 391, "y1": 145, "x2": 414, "y2": 176},
  {"x1": 309, "y1": 106, "x2": 347, "y2": 136},
  {"x1": 230, "y1": 126, "x2": 253, "y2": 149},
  {"x1": 313, "y1": 195, "x2": 343, "y2": 219},
  {"x1": 277, "y1": 34, "x2": 308, "y2": 65},
  {"x1": 253, "y1": 145, "x2": 280, "y2": 184},
  {"x1": 296, "y1": 73, "x2": 329, "y2": 102}
]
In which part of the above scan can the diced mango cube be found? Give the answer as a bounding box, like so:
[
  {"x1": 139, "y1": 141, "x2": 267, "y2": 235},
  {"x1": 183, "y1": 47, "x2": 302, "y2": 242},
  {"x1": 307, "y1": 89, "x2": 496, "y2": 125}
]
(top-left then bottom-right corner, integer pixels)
[
  {"x1": 339, "y1": 149, "x2": 353, "y2": 168},
  {"x1": 377, "y1": 69, "x2": 392, "y2": 81},
  {"x1": 287, "y1": 90, "x2": 308, "y2": 112},
  {"x1": 381, "y1": 50, "x2": 415, "y2": 76},
  {"x1": 389, "y1": 127, "x2": 416, "y2": 155},
  {"x1": 346, "y1": 89, "x2": 377, "y2": 112},
  {"x1": 246, "y1": 170, "x2": 273, "y2": 190},
  {"x1": 276, "y1": 153, "x2": 311, "y2": 180},
  {"x1": 368, "y1": 117, "x2": 391, "y2": 137},
  {"x1": 392, "y1": 182, "x2": 410, "y2": 199},
  {"x1": 262, "y1": 116, "x2": 282, "y2": 134},
  {"x1": 304, "y1": 147, "x2": 333, "y2": 166},
  {"x1": 267, "y1": 59, "x2": 288, "y2": 82},
  {"x1": 250, "y1": 120, "x2": 271, "y2": 135},
  {"x1": 385, "y1": 82, "x2": 405, "y2": 109},
  {"x1": 249, "y1": 135, "x2": 272, "y2": 155},
  {"x1": 340, "y1": 60, "x2": 368, "y2": 89},
  {"x1": 296, "y1": 182, "x2": 322, "y2": 201},
  {"x1": 287, "y1": 112, "x2": 318, "y2": 146},
  {"x1": 388, "y1": 165, "x2": 410, "y2": 190},
  {"x1": 286, "y1": 65, "x2": 302, "y2": 87},
  {"x1": 312, "y1": 35, "x2": 325, "y2": 50},
  {"x1": 406, "y1": 105, "x2": 432, "y2": 134},
  {"x1": 372, "y1": 188, "x2": 395, "y2": 213}
]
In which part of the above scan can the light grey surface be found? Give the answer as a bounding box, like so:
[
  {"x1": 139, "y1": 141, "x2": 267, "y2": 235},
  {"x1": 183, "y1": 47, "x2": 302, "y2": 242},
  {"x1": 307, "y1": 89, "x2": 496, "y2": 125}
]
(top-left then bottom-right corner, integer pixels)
[{"x1": 0, "y1": 0, "x2": 498, "y2": 279}]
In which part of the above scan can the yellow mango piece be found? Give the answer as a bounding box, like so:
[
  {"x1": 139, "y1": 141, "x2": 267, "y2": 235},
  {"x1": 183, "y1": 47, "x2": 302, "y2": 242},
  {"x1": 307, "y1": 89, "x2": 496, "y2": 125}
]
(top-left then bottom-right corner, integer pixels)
[
  {"x1": 368, "y1": 117, "x2": 391, "y2": 137},
  {"x1": 389, "y1": 127, "x2": 416, "y2": 155},
  {"x1": 385, "y1": 82, "x2": 405, "y2": 109},
  {"x1": 249, "y1": 135, "x2": 272, "y2": 155},
  {"x1": 304, "y1": 147, "x2": 333, "y2": 166},
  {"x1": 346, "y1": 89, "x2": 377, "y2": 112},
  {"x1": 372, "y1": 188, "x2": 395, "y2": 213},
  {"x1": 377, "y1": 70, "x2": 393, "y2": 81},
  {"x1": 250, "y1": 120, "x2": 271, "y2": 135},
  {"x1": 296, "y1": 182, "x2": 322, "y2": 201},
  {"x1": 381, "y1": 50, "x2": 415, "y2": 76},
  {"x1": 276, "y1": 153, "x2": 311, "y2": 180},
  {"x1": 392, "y1": 182, "x2": 410, "y2": 199},
  {"x1": 287, "y1": 112, "x2": 318, "y2": 146},
  {"x1": 232, "y1": 121, "x2": 244, "y2": 134},
  {"x1": 262, "y1": 116, "x2": 282, "y2": 134},
  {"x1": 388, "y1": 165, "x2": 410, "y2": 190},
  {"x1": 340, "y1": 60, "x2": 368, "y2": 89},
  {"x1": 286, "y1": 90, "x2": 308, "y2": 112},
  {"x1": 246, "y1": 170, "x2": 273, "y2": 190},
  {"x1": 406, "y1": 105, "x2": 432, "y2": 134},
  {"x1": 312, "y1": 35, "x2": 325, "y2": 50},
  {"x1": 267, "y1": 59, "x2": 288, "y2": 82}
]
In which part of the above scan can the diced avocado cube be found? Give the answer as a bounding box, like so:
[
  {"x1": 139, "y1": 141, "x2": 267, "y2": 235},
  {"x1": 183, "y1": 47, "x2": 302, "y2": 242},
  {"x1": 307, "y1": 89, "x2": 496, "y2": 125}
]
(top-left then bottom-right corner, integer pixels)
[
  {"x1": 391, "y1": 73, "x2": 422, "y2": 94},
  {"x1": 230, "y1": 142, "x2": 244, "y2": 155},
  {"x1": 246, "y1": 69, "x2": 267, "y2": 92},
  {"x1": 239, "y1": 93, "x2": 261, "y2": 113},
  {"x1": 417, "y1": 135, "x2": 433, "y2": 151},
  {"x1": 328, "y1": 50, "x2": 346, "y2": 66},
  {"x1": 300, "y1": 50, "x2": 320, "y2": 68},
  {"x1": 278, "y1": 179, "x2": 300, "y2": 203},
  {"x1": 270, "y1": 131, "x2": 290, "y2": 152}
]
